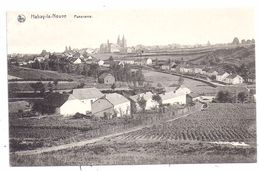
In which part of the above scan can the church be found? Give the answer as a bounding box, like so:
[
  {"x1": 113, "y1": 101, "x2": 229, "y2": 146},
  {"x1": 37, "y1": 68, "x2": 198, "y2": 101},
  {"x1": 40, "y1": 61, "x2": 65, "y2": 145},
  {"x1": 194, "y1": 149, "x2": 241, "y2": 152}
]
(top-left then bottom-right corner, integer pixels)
[{"x1": 100, "y1": 35, "x2": 127, "y2": 53}]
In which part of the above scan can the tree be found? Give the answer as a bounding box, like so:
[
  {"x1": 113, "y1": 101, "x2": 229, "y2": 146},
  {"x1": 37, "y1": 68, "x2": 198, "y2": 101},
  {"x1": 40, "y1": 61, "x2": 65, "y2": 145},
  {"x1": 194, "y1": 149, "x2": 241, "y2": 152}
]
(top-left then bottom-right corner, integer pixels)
[
  {"x1": 29, "y1": 81, "x2": 45, "y2": 94},
  {"x1": 237, "y1": 92, "x2": 247, "y2": 103},
  {"x1": 232, "y1": 37, "x2": 240, "y2": 45},
  {"x1": 47, "y1": 82, "x2": 53, "y2": 92},
  {"x1": 111, "y1": 83, "x2": 116, "y2": 90},
  {"x1": 137, "y1": 96, "x2": 147, "y2": 113},
  {"x1": 152, "y1": 94, "x2": 162, "y2": 112},
  {"x1": 157, "y1": 83, "x2": 163, "y2": 88},
  {"x1": 215, "y1": 90, "x2": 233, "y2": 103},
  {"x1": 178, "y1": 76, "x2": 184, "y2": 85}
]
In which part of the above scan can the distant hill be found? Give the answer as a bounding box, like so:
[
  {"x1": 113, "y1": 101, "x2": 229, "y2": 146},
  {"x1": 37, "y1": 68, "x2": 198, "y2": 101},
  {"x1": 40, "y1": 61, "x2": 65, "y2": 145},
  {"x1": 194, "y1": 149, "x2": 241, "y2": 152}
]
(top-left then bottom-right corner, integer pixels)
[{"x1": 190, "y1": 45, "x2": 255, "y2": 69}]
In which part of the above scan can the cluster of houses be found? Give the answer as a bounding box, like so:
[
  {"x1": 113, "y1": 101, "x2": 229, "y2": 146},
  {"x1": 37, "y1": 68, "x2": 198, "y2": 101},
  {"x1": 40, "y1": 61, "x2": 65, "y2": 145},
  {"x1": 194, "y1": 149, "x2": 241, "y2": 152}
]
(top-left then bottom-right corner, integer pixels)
[
  {"x1": 158, "y1": 63, "x2": 246, "y2": 85},
  {"x1": 36, "y1": 85, "x2": 196, "y2": 118}
]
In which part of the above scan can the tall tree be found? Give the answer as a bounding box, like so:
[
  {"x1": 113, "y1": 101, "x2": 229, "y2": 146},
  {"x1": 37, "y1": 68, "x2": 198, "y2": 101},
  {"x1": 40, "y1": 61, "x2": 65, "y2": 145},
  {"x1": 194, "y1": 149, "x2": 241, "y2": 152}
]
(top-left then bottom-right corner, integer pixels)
[{"x1": 137, "y1": 96, "x2": 147, "y2": 113}]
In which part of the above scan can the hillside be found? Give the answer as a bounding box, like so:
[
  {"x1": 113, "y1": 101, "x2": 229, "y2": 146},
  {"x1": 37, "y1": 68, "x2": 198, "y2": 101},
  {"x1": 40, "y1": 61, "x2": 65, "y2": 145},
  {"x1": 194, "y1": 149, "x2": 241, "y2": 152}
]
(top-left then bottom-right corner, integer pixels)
[
  {"x1": 190, "y1": 45, "x2": 255, "y2": 70},
  {"x1": 8, "y1": 66, "x2": 79, "y2": 81}
]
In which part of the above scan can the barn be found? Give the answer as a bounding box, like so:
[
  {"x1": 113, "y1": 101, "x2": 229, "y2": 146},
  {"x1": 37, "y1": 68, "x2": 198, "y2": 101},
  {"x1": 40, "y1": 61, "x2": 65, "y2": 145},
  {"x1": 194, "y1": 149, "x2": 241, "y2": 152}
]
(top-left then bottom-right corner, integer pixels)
[{"x1": 98, "y1": 73, "x2": 116, "y2": 85}]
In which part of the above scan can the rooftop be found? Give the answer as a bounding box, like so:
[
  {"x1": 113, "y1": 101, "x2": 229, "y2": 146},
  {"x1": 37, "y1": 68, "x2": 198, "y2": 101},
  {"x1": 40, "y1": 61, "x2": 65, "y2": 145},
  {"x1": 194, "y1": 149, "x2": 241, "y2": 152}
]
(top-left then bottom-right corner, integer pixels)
[{"x1": 72, "y1": 87, "x2": 104, "y2": 100}]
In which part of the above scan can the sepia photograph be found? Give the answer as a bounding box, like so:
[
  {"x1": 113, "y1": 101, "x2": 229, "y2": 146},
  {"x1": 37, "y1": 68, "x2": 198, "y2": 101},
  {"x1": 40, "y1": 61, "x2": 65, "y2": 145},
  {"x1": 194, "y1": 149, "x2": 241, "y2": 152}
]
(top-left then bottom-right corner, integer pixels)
[{"x1": 6, "y1": 8, "x2": 256, "y2": 166}]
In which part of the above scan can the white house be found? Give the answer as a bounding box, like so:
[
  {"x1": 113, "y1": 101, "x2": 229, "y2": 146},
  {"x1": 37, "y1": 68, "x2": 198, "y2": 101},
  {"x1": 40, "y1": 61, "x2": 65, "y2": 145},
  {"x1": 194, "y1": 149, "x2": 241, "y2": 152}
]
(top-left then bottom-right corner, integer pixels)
[
  {"x1": 71, "y1": 87, "x2": 104, "y2": 112},
  {"x1": 60, "y1": 95, "x2": 90, "y2": 116},
  {"x1": 105, "y1": 93, "x2": 131, "y2": 117},
  {"x1": 146, "y1": 58, "x2": 153, "y2": 65},
  {"x1": 216, "y1": 72, "x2": 230, "y2": 82},
  {"x1": 224, "y1": 74, "x2": 244, "y2": 84},
  {"x1": 129, "y1": 92, "x2": 158, "y2": 111},
  {"x1": 160, "y1": 92, "x2": 187, "y2": 105},
  {"x1": 180, "y1": 66, "x2": 193, "y2": 73},
  {"x1": 98, "y1": 60, "x2": 104, "y2": 66},
  {"x1": 193, "y1": 67, "x2": 204, "y2": 74}
]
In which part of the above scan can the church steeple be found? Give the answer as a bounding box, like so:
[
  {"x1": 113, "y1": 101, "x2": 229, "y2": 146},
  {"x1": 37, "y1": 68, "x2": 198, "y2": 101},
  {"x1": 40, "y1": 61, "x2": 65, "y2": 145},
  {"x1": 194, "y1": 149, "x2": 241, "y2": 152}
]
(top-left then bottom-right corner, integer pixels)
[{"x1": 117, "y1": 35, "x2": 121, "y2": 45}]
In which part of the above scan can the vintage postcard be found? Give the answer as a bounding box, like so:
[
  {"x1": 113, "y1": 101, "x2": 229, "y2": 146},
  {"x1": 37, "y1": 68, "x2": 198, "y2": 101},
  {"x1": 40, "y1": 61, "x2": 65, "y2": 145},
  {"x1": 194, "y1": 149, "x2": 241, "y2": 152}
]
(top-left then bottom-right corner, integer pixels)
[{"x1": 6, "y1": 9, "x2": 256, "y2": 166}]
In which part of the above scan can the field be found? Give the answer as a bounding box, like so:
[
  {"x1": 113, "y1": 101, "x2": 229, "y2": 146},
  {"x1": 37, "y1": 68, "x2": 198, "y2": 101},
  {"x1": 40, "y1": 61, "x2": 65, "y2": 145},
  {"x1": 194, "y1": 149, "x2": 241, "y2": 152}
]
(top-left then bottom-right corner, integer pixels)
[
  {"x1": 10, "y1": 103, "x2": 256, "y2": 165},
  {"x1": 113, "y1": 103, "x2": 256, "y2": 143},
  {"x1": 143, "y1": 70, "x2": 217, "y2": 95},
  {"x1": 8, "y1": 66, "x2": 76, "y2": 80}
]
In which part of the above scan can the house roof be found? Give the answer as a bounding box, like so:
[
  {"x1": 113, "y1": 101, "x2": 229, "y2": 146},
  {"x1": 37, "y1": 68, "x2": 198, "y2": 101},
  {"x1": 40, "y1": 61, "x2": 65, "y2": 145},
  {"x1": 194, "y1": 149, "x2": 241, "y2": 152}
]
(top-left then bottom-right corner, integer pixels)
[
  {"x1": 226, "y1": 74, "x2": 240, "y2": 79},
  {"x1": 218, "y1": 70, "x2": 229, "y2": 75},
  {"x1": 72, "y1": 87, "x2": 104, "y2": 100},
  {"x1": 105, "y1": 93, "x2": 130, "y2": 106},
  {"x1": 99, "y1": 72, "x2": 114, "y2": 79},
  {"x1": 129, "y1": 92, "x2": 154, "y2": 102}
]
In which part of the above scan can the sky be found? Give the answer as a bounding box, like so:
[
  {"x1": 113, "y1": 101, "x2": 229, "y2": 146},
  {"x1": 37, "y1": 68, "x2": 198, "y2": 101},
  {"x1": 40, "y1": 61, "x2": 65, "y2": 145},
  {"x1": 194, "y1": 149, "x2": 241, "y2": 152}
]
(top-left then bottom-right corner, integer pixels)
[{"x1": 7, "y1": 9, "x2": 255, "y2": 54}]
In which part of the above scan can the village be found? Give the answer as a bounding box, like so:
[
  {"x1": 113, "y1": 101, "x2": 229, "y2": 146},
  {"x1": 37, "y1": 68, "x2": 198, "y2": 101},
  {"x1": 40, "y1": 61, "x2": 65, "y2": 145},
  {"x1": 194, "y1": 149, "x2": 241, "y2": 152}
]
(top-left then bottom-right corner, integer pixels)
[{"x1": 8, "y1": 35, "x2": 256, "y2": 165}]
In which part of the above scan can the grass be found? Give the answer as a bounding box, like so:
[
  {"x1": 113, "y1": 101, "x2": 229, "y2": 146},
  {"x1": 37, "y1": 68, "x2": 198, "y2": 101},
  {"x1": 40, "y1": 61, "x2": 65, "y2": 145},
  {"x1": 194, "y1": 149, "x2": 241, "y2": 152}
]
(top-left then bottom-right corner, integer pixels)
[
  {"x1": 10, "y1": 140, "x2": 256, "y2": 166},
  {"x1": 8, "y1": 66, "x2": 75, "y2": 80},
  {"x1": 9, "y1": 103, "x2": 256, "y2": 166},
  {"x1": 143, "y1": 70, "x2": 217, "y2": 95}
]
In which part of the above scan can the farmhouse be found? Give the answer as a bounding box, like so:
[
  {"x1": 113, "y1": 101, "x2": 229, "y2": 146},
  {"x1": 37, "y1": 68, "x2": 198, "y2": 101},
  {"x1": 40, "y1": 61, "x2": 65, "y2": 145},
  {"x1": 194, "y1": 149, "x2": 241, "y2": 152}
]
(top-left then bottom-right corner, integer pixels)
[
  {"x1": 146, "y1": 58, "x2": 153, "y2": 65},
  {"x1": 98, "y1": 60, "x2": 104, "y2": 66},
  {"x1": 72, "y1": 87, "x2": 104, "y2": 111},
  {"x1": 206, "y1": 69, "x2": 218, "y2": 77},
  {"x1": 129, "y1": 92, "x2": 158, "y2": 111},
  {"x1": 193, "y1": 67, "x2": 204, "y2": 74},
  {"x1": 105, "y1": 93, "x2": 131, "y2": 117},
  {"x1": 91, "y1": 98, "x2": 114, "y2": 118},
  {"x1": 60, "y1": 95, "x2": 90, "y2": 116},
  {"x1": 216, "y1": 71, "x2": 230, "y2": 82},
  {"x1": 224, "y1": 74, "x2": 244, "y2": 84},
  {"x1": 179, "y1": 65, "x2": 193, "y2": 73},
  {"x1": 43, "y1": 93, "x2": 89, "y2": 116},
  {"x1": 68, "y1": 57, "x2": 82, "y2": 64},
  {"x1": 247, "y1": 73, "x2": 255, "y2": 83},
  {"x1": 161, "y1": 64, "x2": 170, "y2": 70},
  {"x1": 34, "y1": 56, "x2": 45, "y2": 62},
  {"x1": 98, "y1": 73, "x2": 115, "y2": 85},
  {"x1": 160, "y1": 91, "x2": 187, "y2": 105}
]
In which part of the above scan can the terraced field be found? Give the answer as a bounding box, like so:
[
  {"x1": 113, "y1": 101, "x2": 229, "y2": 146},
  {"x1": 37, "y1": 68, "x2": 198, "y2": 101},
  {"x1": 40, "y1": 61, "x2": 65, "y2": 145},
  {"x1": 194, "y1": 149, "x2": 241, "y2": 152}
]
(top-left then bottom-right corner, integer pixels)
[{"x1": 113, "y1": 103, "x2": 256, "y2": 144}]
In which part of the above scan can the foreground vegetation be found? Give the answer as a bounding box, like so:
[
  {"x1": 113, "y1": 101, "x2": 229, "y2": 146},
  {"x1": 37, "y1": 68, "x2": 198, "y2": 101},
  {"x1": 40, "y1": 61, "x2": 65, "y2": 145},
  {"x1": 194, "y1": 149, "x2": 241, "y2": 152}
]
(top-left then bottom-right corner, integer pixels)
[{"x1": 10, "y1": 103, "x2": 256, "y2": 165}]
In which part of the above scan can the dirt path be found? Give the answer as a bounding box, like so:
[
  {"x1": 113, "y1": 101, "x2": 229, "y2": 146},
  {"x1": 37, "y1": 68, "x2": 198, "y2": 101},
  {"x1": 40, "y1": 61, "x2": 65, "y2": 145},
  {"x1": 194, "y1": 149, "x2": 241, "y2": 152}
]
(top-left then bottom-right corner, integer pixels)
[{"x1": 14, "y1": 109, "x2": 200, "y2": 156}]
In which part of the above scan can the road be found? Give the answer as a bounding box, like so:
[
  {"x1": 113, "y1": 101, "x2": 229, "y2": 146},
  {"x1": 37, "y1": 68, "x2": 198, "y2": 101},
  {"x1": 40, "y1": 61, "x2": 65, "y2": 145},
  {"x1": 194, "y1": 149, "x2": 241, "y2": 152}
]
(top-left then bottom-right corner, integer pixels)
[{"x1": 13, "y1": 107, "x2": 201, "y2": 156}]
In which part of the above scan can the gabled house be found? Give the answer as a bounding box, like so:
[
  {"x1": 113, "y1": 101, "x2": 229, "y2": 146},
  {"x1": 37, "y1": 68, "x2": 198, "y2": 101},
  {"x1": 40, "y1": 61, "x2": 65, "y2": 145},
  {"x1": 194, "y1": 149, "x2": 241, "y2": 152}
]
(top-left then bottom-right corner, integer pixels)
[
  {"x1": 161, "y1": 64, "x2": 170, "y2": 70},
  {"x1": 224, "y1": 74, "x2": 244, "y2": 84},
  {"x1": 98, "y1": 60, "x2": 104, "y2": 66},
  {"x1": 146, "y1": 58, "x2": 153, "y2": 65},
  {"x1": 98, "y1": 73, "x2": 115, "y2": 85},
  {"x1": 193, "y1": 67, "x2": 204, "y2": 74},
  {"x1": 206, "y1": 69, "x2": 218, "y2": 77},
  {"x1": 129, "y1": 92, "x2": 158, "y2": 111},
  {"x1": 34, "y1": 56, "x2": 45, "y2": 62},
  {"x1": 179, "y1": 65, "x2": 193, "y2": 73},
  {"x1": 247, "y1": 73, "x2": 255, "y2": 83},
  {"x1": 44, "y1": 93, "x2": 89, "y2": 116},
  {"x1": 105, "y1": 93, "x2": 131, "y2": 117},
  {"x1": 216, "y1": 71, "x2": 230, "y2": 82},
  {"x1": 91, "y1": 98, "x2": 114, "y2": 118},
  {"x1": 60, "y1": 95, "x2": 90, "y2": 116},
  {"x1": 72, "y1": 88, "x2": 104, "y2": 112},
  {"x1": 160, "y1": 91, "x2": 187, "y2": 105}
]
